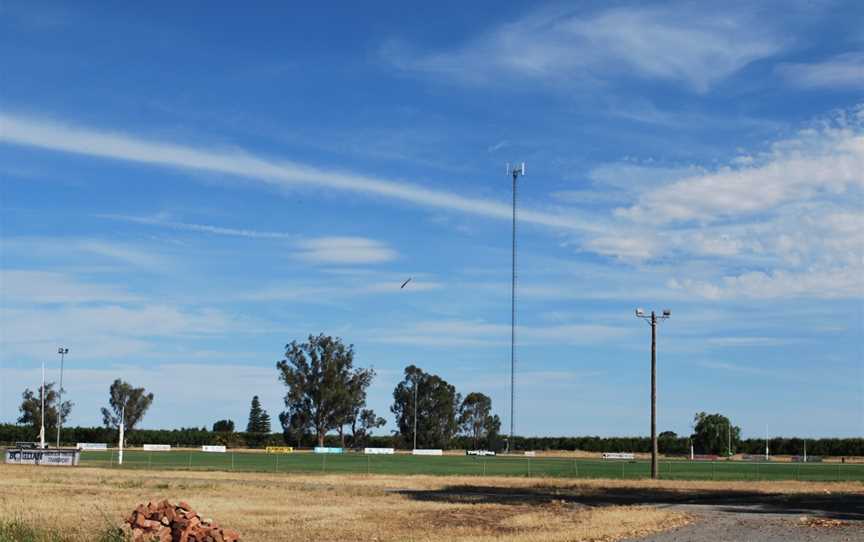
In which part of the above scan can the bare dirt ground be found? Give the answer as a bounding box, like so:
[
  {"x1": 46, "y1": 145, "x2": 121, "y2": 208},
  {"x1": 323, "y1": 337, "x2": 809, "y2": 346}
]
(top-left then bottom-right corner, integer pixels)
[{"x1": 1, "y1": 464, "x2": 860, "y2": 541}]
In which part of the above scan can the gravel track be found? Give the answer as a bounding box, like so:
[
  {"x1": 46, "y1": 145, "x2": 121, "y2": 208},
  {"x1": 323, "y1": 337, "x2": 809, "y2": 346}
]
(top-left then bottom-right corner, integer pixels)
[{"x1": 629, "y1": 503, "x2": 862, "y2": 541}]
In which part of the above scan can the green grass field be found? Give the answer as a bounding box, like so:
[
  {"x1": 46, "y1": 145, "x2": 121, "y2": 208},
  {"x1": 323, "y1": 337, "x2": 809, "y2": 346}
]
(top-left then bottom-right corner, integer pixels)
[{"x1": 64, "y1": 450, "x2": 864, "y2": 482}]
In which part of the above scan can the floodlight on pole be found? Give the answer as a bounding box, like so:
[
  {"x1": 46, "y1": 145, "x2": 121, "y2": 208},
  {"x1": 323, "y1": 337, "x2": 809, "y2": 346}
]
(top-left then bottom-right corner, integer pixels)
[
  {"x1": 413, "y1": 375, "x2": 419, "y2": 451},
  {"x1": 40, "y1": 360, "x2": 46, "y2": 449},
  {"x1": 56, "y1": 347, "x2": 69, "y2": 448},
  {"x1": 634, "y1": 308, "x2": 671, "y2": 479},
  {"x1": 119, "y1": 403, "x2": 125, "y2": 466},
  {"x1": 506, "y1": 162, "x2": 526, "y2": 454}
]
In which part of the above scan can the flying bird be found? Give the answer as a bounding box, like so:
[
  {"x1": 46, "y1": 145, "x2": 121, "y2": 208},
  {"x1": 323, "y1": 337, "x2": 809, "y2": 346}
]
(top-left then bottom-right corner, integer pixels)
[{"x1": 400, "y1": 277, "x2": 412, "y2": 289}]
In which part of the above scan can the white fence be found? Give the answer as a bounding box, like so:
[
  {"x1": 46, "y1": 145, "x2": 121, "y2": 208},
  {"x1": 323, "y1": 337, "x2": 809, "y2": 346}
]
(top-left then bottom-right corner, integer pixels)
[
  {"x1": 76, "y1": 443, "x2": 107, "y2": 450},
  {"x1": 201, "y1": 445, "x2": 227, "y2": 453},
  {"x1": 602, "y1": 452, "x2": 635, "y2": 460},
  {"x1": 412, "y1": 449, "x2": 443, "y2": 456},
  {"x1": 143, "y1": 444, "x2": 171, "y2": 451},
  {"x1": 364, "y1": 447, "x2": 395, "y2": 455}
]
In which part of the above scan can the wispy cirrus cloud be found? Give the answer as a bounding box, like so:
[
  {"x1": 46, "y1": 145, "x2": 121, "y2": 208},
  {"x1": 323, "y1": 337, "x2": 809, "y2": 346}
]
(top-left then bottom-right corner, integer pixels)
[
  {"x1": 368, "y1": 319, "x2": 632, "y2": 347},
  {"x1": 294, "y1": 237, "x2": 397, "y2": 264},
  {"x1": 0, "y1": 270, "x2": 139, "y2": 304},
  {"x1": 385, "y1": 4, "x2": 784, "y2": 92},
  {"x1": 0, "y1": 113, "x2": 589, "y2": 232},
  {"x1": 777, "y1": 52, "x2": 864, "y2": 89},
  {"x1": 2, "y1": 236, "x2": 166, "y2": 268},
  {"x1": 101, "y1": 214, "x2": 397, "y2": 265},
  {"x1": 100, "y1": 214, "x2": 296, "y2": 239}
]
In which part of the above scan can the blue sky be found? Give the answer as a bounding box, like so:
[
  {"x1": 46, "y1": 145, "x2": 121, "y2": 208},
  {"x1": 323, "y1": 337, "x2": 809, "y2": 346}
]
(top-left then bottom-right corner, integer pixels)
[{"x1": 1, "y1": 1, "x2": 862, "y2": 439}]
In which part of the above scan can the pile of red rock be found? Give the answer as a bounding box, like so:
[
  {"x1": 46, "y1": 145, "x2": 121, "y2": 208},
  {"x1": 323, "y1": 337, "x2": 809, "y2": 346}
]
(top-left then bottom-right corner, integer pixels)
[{"x1": 125, "y1": 500, "x2": 241, "y2": 542}]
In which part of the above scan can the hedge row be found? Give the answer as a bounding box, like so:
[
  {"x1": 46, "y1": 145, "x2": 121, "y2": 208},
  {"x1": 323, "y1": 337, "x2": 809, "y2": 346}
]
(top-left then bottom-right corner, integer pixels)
[{"x1": 2, "y1": 424, "x2": 861, "y2": 456}]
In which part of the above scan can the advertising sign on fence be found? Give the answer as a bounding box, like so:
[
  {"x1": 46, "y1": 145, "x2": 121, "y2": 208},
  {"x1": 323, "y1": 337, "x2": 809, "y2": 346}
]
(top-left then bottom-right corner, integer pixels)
[
  {"x1": 792, "y1": 455, "x2": 823, "y2": 463},
  {"x1": 364, "y1": 447, "x2": 395, "y2": 455},
  {"x1": 201, "y1": 445, "x2": 227, "y2": 453},
  {"x1": 5, "y1": 448, "x2": 80, "y2": 466},
  {"x1": 76, "y1": 443, "x2": 108, "y2": 450},
  {"x1": 691, "y1": 454, "x2": 719, "y2": 461},
  {"x1": 742, "y1": 454, "x2": 771, "y2": 462},
  {"x1": 412, "y1": 449, "x2": 443, "y2": 456},
  {"x1": 524, "y1": 451, "x2": 536, "y2": 457},
  {"x1": 601, "y1": 452, "x2": 635, "y2": 460},
  {"x1": 466, "y1": 450, "x2": 496, "y2": 456},
  {"x1": 143, "y1": 444, "x2": 171, "y2": 451},
  {"x1": 265, "y1": 446, "x2": 294, "y2": 454},
  {"x1": 313, "y1": 447, "x2": 344, "y2": 454}
]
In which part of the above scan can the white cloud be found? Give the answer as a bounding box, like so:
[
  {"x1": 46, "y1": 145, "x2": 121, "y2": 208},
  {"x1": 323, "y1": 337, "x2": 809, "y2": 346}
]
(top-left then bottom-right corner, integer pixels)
[
  {"x1": 101, "y1": 215, "x2": 398, "y2": 265},
  {"x1": 777, "y1": 52, "x2": 864, "y2": 89},
  {"x1": 368, "y1": 319, "x2": 632, "y2": 347},
  {"x1": 294, "y1": 237, "x2": 397, "y2": 264},
  {"x1": 386, "y1": 5, "x2": 783, "y2": 92},
  {"x1": 706, "y1": 337, "x2": 793, "y2": 347},
  {"x1": 0, "y1": 113, "x2": 588, "y2": 232},
  {"x1": 100, "y1": 214, "x2": 296, "y2": 240},
  {"x1": 667, "y1": 266, "x2": 864, "y2": 300},
  {"x1": 0, "y1": 270, "x2": 138, "y2": 304},
  {"x1": 0, "y1": 303, "x2": 270, "y2": 361},
  {"x1": 588, "y1": 163, "x2": 705, "y2": 193},
  {"x1": 617, "y1": 123, "x2": 864, "y2": 224},
  {"x1": 238, "y1": 275, "x2": 442, "y2": 302},
  {"x1": 3, "y1": 236, "x2": 166, "y2": 268},
  {"x1": 573, "y1": 107, "x2": 864, "y2": 300}
]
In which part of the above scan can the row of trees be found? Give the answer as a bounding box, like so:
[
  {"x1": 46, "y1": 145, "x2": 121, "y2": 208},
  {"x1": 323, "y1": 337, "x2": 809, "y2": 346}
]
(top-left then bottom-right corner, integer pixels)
[
  {"x1": 390, "y1": 365, "x2": 501, "y2": 449},
  {"x1": 18, "y1": 379, "x2": 153, "y2": 437},
  {"x1": 2, "y1": 420, "x2": 861, "y2": 456},
  {"x1": 14, "y1": 334, "x2": 858, "y2": 456},
  {"x1": 274, "y1": 335, "x2": 501, "y2": 450},
  {"x1": 18, "y1": 376, "x2": 275, "y2": 447}
]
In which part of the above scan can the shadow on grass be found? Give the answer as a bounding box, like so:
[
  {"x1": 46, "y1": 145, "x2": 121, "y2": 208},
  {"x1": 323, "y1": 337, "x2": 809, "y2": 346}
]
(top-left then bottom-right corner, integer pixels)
[{"x1": 396, "y1": 484, "x2": 864, "y2": 521}]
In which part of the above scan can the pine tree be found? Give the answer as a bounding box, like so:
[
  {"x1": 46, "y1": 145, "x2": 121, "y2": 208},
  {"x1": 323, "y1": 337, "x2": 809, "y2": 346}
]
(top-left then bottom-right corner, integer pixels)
[{"x1": 247, "y1": 396, "x2": 267, "y2": 433}]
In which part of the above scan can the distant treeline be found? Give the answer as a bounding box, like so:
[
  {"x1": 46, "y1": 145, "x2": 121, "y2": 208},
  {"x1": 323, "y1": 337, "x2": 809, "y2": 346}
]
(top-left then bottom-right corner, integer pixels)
[
  {"x1": 509, "y1": 436, "x2": 864, "y2": 457},
  {"x1": 1, "y1": 424, "x2": 861, "y2": 456}
]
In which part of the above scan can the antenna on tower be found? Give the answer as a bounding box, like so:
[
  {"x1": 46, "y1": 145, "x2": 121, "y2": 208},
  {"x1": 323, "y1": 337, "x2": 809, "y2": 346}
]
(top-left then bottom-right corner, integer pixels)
[{"x1": 506, "y1": 161, "x2": 526, "y2": 454}]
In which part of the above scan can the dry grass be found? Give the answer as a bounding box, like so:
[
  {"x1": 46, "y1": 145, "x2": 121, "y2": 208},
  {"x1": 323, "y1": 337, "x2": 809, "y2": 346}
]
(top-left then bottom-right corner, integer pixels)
[
  {"x1": 0, "y1": 465, "x2": 699, "y2": 541},
  {"x1": 4, "y1": 465, "x2": 860, "y2": 541}
]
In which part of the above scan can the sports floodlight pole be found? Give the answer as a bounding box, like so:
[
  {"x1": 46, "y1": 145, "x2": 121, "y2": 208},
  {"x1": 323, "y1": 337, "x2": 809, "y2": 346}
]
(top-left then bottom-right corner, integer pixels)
[
  {"x1": 119, "y1": 403, "x2": 125, "y2": 466},
  {"x1": 56, "y1": 347, "x2": 69, "y2": 448},
  {"x1": 40, "y1": 360, "x2": 46, "y2": 449},
  {"x1": 635, "y1": 308, "x2": 670, "y2": 479},
  {"x1": 727, "y1": 421, "x2": 731, "y2": 457},
  {"x1": 413, "y1": 376, "x2": 419, "y2": 451},
  {"x1": 507, "y1": 162, "x2": 525, "y2": 453}
]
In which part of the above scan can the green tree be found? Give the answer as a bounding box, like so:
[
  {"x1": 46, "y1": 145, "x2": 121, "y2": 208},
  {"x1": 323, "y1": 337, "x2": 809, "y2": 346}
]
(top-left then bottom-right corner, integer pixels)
[
  {"x1": 246, "y1": 396, "x2": 270, "y2": 433},
  {"x1": 212, "y1": 419, "x2": 235, "y2": 432},
  {"x1": 350, "y1": 408, "x2": 386, "y2": 447},
  {"x1": 338, "y1": 367, "x2": 380, "y2": 447},
  {"x1": 692, "y1": 412, "x2": 741, "y2": 455},
  {"x1": 458, "y1": 392, "x2": 501, "y2": 450},
  {"x1": 100, "y1": 379, "x2": 154, "y2": 433},
  {"x1": 18, "y1": 382, "x2": 73, "y2": 435},
  {"x1": 276, "y1": 334, "x2": 375, "y2": 446},
  {"x1": 391, "y1": 365, "x2": 460, "y2": 449},
  {"x1": 279, "y1": 409, "x2": 308, "y2": 447}
]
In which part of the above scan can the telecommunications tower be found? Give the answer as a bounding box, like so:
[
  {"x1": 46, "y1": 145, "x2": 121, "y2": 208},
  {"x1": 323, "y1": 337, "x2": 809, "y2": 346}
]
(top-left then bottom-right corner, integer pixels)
[{"x1": 507, "y1": 162, "x2": 525, "y2": 453}]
